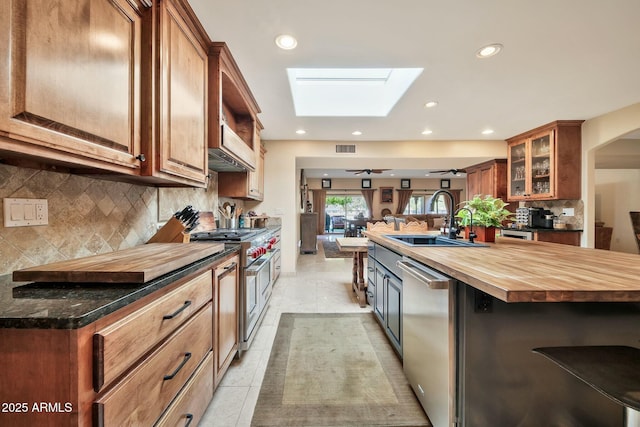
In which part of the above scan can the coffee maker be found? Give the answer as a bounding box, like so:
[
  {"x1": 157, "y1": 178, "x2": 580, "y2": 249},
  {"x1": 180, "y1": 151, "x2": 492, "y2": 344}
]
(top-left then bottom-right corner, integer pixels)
[{"x1": 528, "y1": 207, "x2": 554, "y2": 229}]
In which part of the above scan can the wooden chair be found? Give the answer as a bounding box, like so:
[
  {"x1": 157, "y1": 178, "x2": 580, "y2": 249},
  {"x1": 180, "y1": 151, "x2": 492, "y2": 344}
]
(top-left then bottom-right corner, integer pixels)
[
  {"x1": 399, "y1": 221, "x2": 429, "y2": 233},
  {"x1": 630, "y1": 211, "x2": 640, "y2": 253},
  {"x1": 366, "y1": 221, "x2": 394, "y2": 232}
]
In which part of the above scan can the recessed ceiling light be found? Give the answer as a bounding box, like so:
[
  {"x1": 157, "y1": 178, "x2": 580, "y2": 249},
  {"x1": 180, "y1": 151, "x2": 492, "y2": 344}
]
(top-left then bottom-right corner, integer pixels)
[
  {"x1": 424, "y1": 101, "x2": 438, "y2": 108},
  {"x1": 390, "y1": 173, "x2": 395, "y2": 177},
  {"x1": 422, "y1": 129, "x2": 433, "y2": 135},
  {"x1": 476, "y1": 43, "x2": 503, "y2": 58},
  {"x1": 482, "y1": 129, "x2": 495, "y2": 135},
  {"x1": 352, "y1": 130, "x2": 362, "y2": 136},
  {"x1": 323, "y1": 173, "x2": 328, "y2": 176},
  {"x1": 295, "y1": 129, "x2": 306, "y2": 135},
  {"x1": 424, "y1": 173, "x2": 430, "y2": 176},
  {"x1": 275, "y1": 34, "x2": 297, "y2": 50}
]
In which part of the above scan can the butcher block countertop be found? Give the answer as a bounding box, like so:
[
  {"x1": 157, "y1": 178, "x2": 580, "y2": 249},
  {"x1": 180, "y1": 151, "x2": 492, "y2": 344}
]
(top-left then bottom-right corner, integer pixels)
[
  {"x1": 365, "y1": 232, "x2": 640, "y2": 303},
  {"x1": 0, "y1": 243, "x2": 236, "y2": 329}
]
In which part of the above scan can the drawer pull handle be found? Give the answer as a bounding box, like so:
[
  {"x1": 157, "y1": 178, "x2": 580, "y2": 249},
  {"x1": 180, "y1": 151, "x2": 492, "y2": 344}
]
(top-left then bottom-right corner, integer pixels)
[
  {"x1": 185, "y1": 413, "x2": 194, "y2": 426},
  {"x1": 224, "y1": 262, "x2": 238, "y2": 270},
  {"x1": 163, "y1": 352, "x2": 192, "y2": 381},
  {"x1": 163, "y1": 301, "x2": 191, "y2": 320}
]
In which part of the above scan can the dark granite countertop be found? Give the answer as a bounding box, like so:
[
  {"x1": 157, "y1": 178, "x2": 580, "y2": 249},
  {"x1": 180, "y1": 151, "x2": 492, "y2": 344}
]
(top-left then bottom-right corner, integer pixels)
[
  {"x1": 0, "y1": 246, "x2": 238, "y2": 330},
  {"x1": 502, "y1": 227, "x2": 583, "y2": 233}
]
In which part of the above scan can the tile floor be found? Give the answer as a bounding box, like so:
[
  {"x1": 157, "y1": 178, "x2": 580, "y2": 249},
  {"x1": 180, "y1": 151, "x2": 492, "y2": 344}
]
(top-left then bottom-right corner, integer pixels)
[{"x1": 199, "y1": 234, "x2": 371, "y2": 426}]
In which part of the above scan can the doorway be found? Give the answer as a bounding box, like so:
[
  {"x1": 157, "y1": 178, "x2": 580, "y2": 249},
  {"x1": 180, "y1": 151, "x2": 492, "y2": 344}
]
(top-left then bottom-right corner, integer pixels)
[{"x1": 325, "y1": 194, "x2": 368, "y2": 233}]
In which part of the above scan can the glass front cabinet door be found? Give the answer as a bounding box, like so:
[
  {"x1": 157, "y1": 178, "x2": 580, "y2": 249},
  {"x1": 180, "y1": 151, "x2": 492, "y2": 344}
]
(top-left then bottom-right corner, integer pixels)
[{"x1": 508, "y1": 130, "x2": 555, "y2": 200}]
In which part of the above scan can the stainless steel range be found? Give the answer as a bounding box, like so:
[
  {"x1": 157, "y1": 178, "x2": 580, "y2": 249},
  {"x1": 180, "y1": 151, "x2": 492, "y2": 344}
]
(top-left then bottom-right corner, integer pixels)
[{"x1": 190, "y1": 228, "x2": 279, "y2": 352}]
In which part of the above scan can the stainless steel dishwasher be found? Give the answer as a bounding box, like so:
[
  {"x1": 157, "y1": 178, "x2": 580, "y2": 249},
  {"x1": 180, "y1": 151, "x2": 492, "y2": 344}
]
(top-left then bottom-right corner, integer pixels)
[{"x1": 397, "y1": 257, "x2": 454, "y2": 427}]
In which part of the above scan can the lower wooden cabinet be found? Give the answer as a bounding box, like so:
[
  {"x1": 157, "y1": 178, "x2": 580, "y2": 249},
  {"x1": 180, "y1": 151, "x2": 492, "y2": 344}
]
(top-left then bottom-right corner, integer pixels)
[
  {"x1": 155, "y1": 352, "x2": 214, "y2": 426},
  {"x1": 534, "y1": 231, "x2": 581, "y2": 246},
  {"x1": 93, "y1": 304, "x2": 213, "y2": 426},
  {"x1": 0, "y1": 253, "x2": 241, "y2": 426},
  {"x1": 214, "y1": 254, "x2": 240, "y2": 387}
]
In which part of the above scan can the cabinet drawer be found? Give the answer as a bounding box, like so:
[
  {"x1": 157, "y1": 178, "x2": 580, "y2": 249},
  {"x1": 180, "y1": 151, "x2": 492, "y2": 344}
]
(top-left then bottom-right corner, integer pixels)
[
  {"x1": 94, "y1": 270, "x2": 212, "y2": 391},
  {"x1": 94, "y1": 303, "x2": 212, "y2": 427},
  {"x1": 155, "y1": 351, "x2": 214, "y2": 427}
]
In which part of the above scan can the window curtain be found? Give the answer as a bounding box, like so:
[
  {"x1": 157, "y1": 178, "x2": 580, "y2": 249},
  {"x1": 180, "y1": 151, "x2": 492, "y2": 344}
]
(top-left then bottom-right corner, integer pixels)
[
  {"x1": 395, "y1": 189, "x2": 413, "y2": 214},
  {"x1": 312, "y1": 189, "x2": 327, "y2": 235},
  {"x1": 361, "y1": 189, "x2": 375, "y2": 218},
  {"x1": 450, "y1": 189, "x2": 462, "y2": 212}
]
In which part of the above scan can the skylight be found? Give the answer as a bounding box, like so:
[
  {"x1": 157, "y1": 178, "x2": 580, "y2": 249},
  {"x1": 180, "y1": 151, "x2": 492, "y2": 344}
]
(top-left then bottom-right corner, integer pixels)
[{"x1": 286, "y1": 68, "x2": 423, "y2": 117}]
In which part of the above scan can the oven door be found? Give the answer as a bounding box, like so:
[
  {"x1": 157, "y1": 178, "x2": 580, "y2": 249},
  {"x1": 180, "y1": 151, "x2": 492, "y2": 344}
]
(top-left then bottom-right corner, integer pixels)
[{"x1": 501, "y1": 229, "x2": 533, "y2": 240}]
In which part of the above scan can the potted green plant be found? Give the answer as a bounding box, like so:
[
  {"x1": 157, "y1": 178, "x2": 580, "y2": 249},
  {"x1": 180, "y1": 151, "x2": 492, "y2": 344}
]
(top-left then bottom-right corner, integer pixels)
[{"x1": 455, "y1": 195, "x2": 514, "y2": 242}]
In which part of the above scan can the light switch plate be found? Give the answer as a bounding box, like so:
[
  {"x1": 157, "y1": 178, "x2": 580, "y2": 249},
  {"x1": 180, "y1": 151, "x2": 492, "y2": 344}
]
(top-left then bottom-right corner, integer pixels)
[{"x1": 3, "y1": 198, "x2": 48, "y2": 227}]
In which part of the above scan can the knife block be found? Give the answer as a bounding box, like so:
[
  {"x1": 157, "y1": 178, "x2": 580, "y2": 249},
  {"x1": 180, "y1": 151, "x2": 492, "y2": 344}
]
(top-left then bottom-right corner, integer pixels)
[{"x1": 147, "y1": 217, "x2": 190, "y2": 244}]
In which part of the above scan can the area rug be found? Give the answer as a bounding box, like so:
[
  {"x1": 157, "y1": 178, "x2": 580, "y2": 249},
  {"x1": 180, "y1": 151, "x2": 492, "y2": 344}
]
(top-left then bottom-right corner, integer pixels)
[
  {"x1": 251, "y1": 313, "x2": 431, "y2": 427},
  {"x1": 321, "y1": 240, "x2": 352, "y2": 258}
]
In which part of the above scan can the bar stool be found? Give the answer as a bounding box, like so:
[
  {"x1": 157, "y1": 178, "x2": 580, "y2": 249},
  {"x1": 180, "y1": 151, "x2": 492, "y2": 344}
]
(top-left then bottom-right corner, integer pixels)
[{"x1": 533, "y1": 346, "x2": 640, "y2": 427}]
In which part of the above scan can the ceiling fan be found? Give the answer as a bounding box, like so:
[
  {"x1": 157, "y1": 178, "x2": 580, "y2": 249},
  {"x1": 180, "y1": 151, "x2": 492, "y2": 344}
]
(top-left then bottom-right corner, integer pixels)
[
  {"x1": 428, "y1": 168, "x2": 467, "y2": 175},
  {"x1": 345, "y1": 169, "x2": 391, "y2": 175}
]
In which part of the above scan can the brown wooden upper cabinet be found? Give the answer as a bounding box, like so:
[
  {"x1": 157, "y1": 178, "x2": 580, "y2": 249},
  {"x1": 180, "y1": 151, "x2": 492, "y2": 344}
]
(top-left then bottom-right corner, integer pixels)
[
  {"x1": 465, "y1": 159, "x2": 508, "y2": 202},
  {"x1": 210, "y1": 42, "x2": 265, "y2": 200},
  {"x1": 152, "y1": 0, "x2": 209, "y2": 187},
  {"x1": 208, "y1": 42, "x2": 259, "y2": 173},
  {"x1": 0, "y1": 0, "x2": 209, "y2": 187},
  {"x1": 0, "y1": 0, "x2": 146, "y2": 174},
  {"x1": 506, "y1": 120, "x2": 583, "y2": 201}
]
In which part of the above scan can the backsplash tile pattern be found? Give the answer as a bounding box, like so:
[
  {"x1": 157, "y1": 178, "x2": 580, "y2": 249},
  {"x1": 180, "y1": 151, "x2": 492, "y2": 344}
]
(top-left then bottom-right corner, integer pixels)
[
  {"x1": 526, "y1": 199, "x2": 584, "y2": 229},
  {"x1": 0, "y1": 164, "x2": 217, "y2": 276}
]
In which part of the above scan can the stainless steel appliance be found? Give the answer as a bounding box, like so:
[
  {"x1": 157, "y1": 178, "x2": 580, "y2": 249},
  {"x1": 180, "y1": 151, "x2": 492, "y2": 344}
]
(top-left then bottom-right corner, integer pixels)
[
  {"x1": 527, "y1": 207, "x2": 554, "y2": 229},
  {"x1": 500, "y1": 229, "x2": 534, "y2": 240},
  {"x1": 191, "y1": 228, "x2": 278, "y2": 351},
  {"x1": 398, "y1": 257, "x2": 454, "y2": 427}
]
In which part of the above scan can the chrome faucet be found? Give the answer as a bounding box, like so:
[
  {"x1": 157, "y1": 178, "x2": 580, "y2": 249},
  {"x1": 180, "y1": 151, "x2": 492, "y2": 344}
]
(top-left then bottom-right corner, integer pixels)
[
  {"x1": 455, "y1": 207, "x2": 477, "y2": 243},
  {"x1": 428, "y1": 189, "x2": 457, "y2": 240}
]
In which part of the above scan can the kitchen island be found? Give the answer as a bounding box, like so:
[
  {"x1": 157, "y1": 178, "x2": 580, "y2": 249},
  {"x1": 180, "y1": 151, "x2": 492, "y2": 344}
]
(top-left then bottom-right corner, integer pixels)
[{"x1": 366, "y1": 232, "x2": 640, "y2": 427}]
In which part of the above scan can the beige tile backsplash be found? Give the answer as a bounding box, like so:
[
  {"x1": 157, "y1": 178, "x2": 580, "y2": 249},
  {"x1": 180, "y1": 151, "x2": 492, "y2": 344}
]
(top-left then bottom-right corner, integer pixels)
[{"x1": 0, "y1": 164, "x2": 220, "y2": 276}]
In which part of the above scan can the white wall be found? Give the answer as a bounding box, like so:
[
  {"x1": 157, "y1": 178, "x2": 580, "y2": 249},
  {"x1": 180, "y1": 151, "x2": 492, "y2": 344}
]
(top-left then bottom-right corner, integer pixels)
[
  {"x1": 582, "y1": 103, "x2": 640, "y2": 247},
  {"x1": 258, "y1": 139, "x2": 506, "y2": 275},
  {"x1": 594, "y1": 169, "x2": 640, "y2": 253}
]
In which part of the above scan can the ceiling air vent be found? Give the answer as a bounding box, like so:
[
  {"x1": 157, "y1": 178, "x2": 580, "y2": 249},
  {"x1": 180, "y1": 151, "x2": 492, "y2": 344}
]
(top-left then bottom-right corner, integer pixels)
[{"x1": 336, "y1": 144, "x2": 356, "y2": 153}]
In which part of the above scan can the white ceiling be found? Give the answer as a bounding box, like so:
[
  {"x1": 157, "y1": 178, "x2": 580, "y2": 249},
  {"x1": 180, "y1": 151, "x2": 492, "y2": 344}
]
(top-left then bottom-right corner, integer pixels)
[{"x1": 189, "y1": 0, "x2": 640, "y2": 175}]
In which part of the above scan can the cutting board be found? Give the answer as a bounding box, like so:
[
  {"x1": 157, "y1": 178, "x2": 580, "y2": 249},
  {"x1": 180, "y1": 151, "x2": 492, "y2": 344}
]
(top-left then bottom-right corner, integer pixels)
[{"x1": 12, "y1": 243, "x2": 225, "y2": 284}]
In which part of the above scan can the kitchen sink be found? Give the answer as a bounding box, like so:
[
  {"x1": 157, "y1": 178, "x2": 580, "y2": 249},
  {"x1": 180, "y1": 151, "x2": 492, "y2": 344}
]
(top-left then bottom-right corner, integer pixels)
[{"x1": 384, "y1": 235, "x2": 488, "y2": 247}]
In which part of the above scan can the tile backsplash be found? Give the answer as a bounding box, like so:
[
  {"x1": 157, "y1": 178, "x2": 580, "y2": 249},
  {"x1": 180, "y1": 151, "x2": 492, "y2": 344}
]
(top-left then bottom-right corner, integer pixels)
[
  {"x1": 524, "y1": 199, "x2": 584, "y2": 229},
  {"x1": 0, "y1": 164, "x2": 218, "y2": 276}
]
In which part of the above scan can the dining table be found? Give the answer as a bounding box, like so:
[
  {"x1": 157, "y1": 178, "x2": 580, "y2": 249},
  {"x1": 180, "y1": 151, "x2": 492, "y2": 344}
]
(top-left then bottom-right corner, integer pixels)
[{"x1": 336, "y1": 237, "x2": 369, "y2": 307}]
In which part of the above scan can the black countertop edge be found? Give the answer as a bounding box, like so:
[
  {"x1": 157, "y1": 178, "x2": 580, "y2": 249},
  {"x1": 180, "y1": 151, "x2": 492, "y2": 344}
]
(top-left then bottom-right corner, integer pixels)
[
  {"x1": 1, "y1": 246, "x2": 239, "y2": 330},
  {"x1": 502, "y1": 227, "x2": 583, "y2": 233}
]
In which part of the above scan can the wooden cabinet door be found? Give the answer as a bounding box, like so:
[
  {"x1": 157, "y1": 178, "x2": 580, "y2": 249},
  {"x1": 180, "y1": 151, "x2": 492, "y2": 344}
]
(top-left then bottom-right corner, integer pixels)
[
  {"x1": 386, "y1": 273, "x2": 402, "y2": 356},
  {"x1": 214, "y1": 255, "x2": 239, "y2": 387},
  {"x1": 248, "y1": 143, "x2": 265, "y2": 199},
  {"x1": 157, "y1": 0, "x2": 208, "y2": 186},
  {"x1": 507, "y1": 121, "x2": 582, "y2": 201},
  {"x1": 466, "y1": 169, "x2": 481, "y2": 198},
  {"x1": 0, "y1": 0, "x2": 145, "y2": 172}
]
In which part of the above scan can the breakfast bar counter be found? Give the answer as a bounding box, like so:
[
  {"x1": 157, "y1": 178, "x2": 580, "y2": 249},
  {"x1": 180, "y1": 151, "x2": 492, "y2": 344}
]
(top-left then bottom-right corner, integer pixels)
[{"x1": 365, "y1": 232, "x2": 640, "y2": 302}]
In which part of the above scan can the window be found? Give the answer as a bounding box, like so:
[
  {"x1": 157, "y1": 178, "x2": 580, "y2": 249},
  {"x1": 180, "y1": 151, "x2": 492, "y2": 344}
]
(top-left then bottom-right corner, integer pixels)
[
  {"x1": 403, "y1": 193, "x2": 449, "y2": 214},
  {"x1": 325, "y1": 194, "x2": 370, "y2": 231}
]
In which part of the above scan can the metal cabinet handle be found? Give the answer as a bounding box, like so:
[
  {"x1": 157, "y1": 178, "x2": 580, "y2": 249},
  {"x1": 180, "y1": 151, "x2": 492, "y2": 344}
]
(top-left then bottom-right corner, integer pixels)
[
  {"x1": 185, "y1": 414, "x2": 194, "y2": 426},
  {"x1": 163, "y1": 352, "x2": 192, "y2": 380},
  {"x1": 163, "y1": 301, "x2": 191, "y2": 320},
  {"x1": 224, "y1": 262, "x2": 238, "y2": 270},
  {"x1": 135, "y1": 153, "x2": 146, "y2": 162}
]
